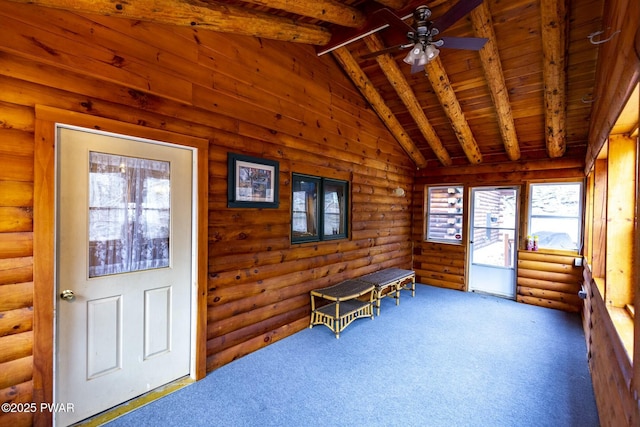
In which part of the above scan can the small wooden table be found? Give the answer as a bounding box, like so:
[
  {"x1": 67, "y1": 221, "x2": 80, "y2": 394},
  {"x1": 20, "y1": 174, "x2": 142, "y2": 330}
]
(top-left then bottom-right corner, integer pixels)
[
  {"x1": 357, "y1": 268, "x2": 416, "y2": 316},
  {"x1": 309, "y1": 280, "x2": 375, "y2": 338}
]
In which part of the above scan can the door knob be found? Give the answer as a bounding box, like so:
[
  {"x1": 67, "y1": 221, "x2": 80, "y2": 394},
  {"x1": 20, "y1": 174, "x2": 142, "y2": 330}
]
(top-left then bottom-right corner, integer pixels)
[{"x1": 60, "y1": 289, "x2": 76, "y2": 301}]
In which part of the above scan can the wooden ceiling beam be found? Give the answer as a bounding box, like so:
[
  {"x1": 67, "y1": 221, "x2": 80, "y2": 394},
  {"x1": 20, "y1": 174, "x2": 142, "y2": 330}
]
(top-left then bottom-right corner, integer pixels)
[
  {"x1": 420, "y1": 157, "x2": 584, "y2": 178},
  {"x1": 374, "y1": 0, "x2": 409, "y2": 9},
  {"x1": 5, "y1": 0, "x2": 331, "y2": 45},
  {"x1": 332, "y1": 47, "x2": 428, "y2": 168},
  {"x1": 425, "y1": 57, "x2": 483, "y2": 164},
  {"x1": 540, "y1": 0, "x2": 567, "y2": 158},
  {"x1": 470, "y1": 2, "x2": 520, "y2": 161},
  {"x1": 239, "y1": 0, "x2": 366, "y2": 28},
  {"x1": 363, "y1": 34, "x2": 452, "y2": 166}
]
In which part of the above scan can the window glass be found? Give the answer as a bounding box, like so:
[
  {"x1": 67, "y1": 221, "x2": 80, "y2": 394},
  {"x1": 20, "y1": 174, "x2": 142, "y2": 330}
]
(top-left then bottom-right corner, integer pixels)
[
  {"x1": 528, "y1": 182, "x2": 582, "y2": 251},
  {"x1": 426, "y1": 186, "x2": 463, "y2": 243},
  {"x1": 323, "y1": 180, "x2": 347, "y2": 239},
  {"x1": 292, "y1": 176, "x2": 319, "y2": 241},
  {"x1": 292, "y1": 174, "x2": 348, "y2": 243},
  {"x1": 88, "y1": 152, "x2": 170, "y2": 277}
]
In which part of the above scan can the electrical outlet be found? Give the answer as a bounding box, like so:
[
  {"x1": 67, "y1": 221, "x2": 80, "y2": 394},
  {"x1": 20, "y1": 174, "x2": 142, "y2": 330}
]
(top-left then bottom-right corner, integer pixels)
[{"x1": 574, "y1": 257, "x2": 583, "y2": 267}]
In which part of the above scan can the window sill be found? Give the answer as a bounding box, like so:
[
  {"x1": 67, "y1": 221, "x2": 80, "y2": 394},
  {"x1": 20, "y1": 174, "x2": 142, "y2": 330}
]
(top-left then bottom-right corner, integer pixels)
[
  {"x1": 592, "y1": 275, "x2": 633, "y2": 362},
  {"x1": 291, "y1": 238, "x2": 348, "y2": 247},
  {"x1": 607, "y1": 305, "x2": 634, "y2": 361},
  {"x1": 526, "y1": 248, "x2": 580, "y2": 256},
  {"x1": 425, "y1": 239, "x2": 463, "y2": 246}
]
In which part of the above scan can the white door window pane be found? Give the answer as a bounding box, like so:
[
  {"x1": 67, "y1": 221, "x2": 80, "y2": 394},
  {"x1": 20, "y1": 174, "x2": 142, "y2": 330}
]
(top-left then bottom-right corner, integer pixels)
[{"x1": 89, "y1": 152, "x2": 170, "y2": 277}]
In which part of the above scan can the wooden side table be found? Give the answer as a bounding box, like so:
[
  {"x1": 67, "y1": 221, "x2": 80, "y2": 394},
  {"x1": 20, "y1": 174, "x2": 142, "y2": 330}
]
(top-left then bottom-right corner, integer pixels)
[{"x1": 309, "y1": 280, "x2": 375, "y2": 338}]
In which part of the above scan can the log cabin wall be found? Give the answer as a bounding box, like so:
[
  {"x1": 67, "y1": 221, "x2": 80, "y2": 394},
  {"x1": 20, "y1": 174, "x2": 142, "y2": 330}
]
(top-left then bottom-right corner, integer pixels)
[
  {"x1": 583, "y1": 266, "x2": 638, "y2": 426},
  {"x1": 516, "y1": 250, "x2": 582, "y2": 312},
  {"x1": 413, "y1": 162, "x2": 585, "y2": 311},
  {"x1": 0, "y1": 2, "x2": 415, "y2": 426},
  {"x1": 580, "y1": 0, "x2": 640, "y2": 422}
]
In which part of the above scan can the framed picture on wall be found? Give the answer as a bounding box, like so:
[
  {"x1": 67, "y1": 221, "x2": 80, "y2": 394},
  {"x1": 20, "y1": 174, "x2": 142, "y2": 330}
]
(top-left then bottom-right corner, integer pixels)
[{"x1": 228, "y1": 153, "x2": 279, "y2": 208}]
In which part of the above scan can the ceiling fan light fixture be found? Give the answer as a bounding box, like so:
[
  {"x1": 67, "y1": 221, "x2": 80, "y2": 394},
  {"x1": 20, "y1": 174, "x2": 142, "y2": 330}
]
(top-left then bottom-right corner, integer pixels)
[
  {"x1": 403, "y1": 43, "x2": 439, "y2": 67},
  {"x1": 425, "y1": 44, "x2": 440, "y2": 61},
  {"x1": 415, "y1": 51, "x2": 430, "y2": 67},
  {"x1": 403, "y1": 43, "x2": 423, "y2": 65}
]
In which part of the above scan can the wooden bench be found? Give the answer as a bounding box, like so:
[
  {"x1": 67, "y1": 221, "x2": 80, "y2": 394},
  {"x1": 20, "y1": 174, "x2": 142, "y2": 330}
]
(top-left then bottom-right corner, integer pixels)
[
  {"x1": 309, "y1": 280, "x2": 375, "y2": 338},
  {"x1": 357, "y1": 268, "x2": 416, "y2": 316}
]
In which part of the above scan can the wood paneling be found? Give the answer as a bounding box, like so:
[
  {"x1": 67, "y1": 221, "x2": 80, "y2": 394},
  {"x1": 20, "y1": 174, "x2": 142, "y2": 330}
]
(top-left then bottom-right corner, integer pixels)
[
  {"x1": 585, "y1": 0, "x2": 639, "y2": 173},
  {"x1": 591, "y1": 159, "x2": 607, "y2": 277},
  {"x1": 583, "y1": 266, "x2": 639, "y2": 426},
  {"x1": 516, "y1": 250, "x2": 582, "y2": 312},
  {"x1": 414, "y1": 242, "x2": 466, "y2": 291},
  {"x1": 605, "y1": 135, "x2": 636, "y2": 307},
  {"x1": 413, "y1": 165, "x2": 586, "y2": 306},
  {"x1": 0, "y1": 2, "x2": 635, "y2": 426},
  {"x1": 0, "y1": 2, "x2": 414, "y2": 424},
  {"x1": 0, "y1": 381, "x2": 33, "y2": 427},
  {"x1": 0, "y1": 9, "x2": 37, "y2": 423}
]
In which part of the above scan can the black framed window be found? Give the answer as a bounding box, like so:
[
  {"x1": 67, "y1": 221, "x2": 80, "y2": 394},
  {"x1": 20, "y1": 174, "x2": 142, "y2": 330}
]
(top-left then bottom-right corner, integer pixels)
[{"x1": 292, "y1": 174, "x2": 348, "y2": 243}]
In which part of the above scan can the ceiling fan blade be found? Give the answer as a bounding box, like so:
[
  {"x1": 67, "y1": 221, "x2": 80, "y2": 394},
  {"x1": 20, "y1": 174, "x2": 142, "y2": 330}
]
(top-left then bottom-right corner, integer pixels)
[
  {"x1": 360, "y1": 43, "x2": 412, "y2": 60},
  {"x1": 372, "y1": 8, "x2": 414, "y2": 35},
  {"x1": 433, "y1": 0, "x2": 484, "y2": 33},
  {"x1": 439, "y1": 36, "x2": 488, "y2": 51}
]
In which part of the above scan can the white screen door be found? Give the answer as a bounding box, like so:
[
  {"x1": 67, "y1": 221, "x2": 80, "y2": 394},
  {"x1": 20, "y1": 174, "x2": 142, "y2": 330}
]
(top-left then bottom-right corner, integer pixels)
[
  {"x1": 469, "y1": 187, "x2": 519, "y2": 298},
  {"x1": 56, "y1": 127, "x2": 193, "y2": 425}
]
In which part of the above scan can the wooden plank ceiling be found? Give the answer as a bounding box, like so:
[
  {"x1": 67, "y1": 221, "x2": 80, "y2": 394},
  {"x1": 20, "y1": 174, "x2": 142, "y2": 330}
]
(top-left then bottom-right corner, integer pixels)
[{"x1": 8, "y1": 0, "x2": 610, "y2": 169}]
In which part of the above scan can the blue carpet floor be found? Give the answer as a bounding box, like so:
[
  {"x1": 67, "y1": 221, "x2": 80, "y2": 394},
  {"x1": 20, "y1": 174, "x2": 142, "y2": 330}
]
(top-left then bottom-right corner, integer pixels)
[{"x1": 105, "y1": 284, "x2": 599, "y2": 427}]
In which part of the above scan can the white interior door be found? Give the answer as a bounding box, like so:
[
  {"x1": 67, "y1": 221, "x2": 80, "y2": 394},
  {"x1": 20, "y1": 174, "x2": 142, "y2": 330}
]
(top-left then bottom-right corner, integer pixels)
[
  {"x1": 468, "y1": 187, "x2": 518, "y2": 298},
  {"x1": 56, "y1": 127, "x2": 194, "y2": 426}
]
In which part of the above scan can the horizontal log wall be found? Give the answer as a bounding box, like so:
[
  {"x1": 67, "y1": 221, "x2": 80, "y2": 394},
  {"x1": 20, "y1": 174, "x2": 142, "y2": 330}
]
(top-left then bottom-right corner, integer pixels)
[
  {"x1": 414, "y1": 242, "x2": 466, "y2": 290},
  {"x1": 583, "y1": 265, "x2": 639, "y2": 426},
  {"x1": 413, "y1": 162, "x2": 585, "y2": 305},
  {"x1": 516, "y1": 250, "x2": 582, "y2": 312},
  {"x1": 0, "y1": 2, "x2": 414, "y2": 425},
  {"x1": 0, "y1": 104, "x2": 35, "y2": 427}
]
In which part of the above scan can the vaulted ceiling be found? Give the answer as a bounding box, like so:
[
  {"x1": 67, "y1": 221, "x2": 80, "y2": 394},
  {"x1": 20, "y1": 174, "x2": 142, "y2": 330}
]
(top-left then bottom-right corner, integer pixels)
[{"x1": 9, "y1": 0, "x2": 637, "y2": 170}]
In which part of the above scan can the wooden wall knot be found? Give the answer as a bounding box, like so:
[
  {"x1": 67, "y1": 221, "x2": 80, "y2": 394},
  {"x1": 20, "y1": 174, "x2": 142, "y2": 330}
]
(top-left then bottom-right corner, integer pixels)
[
  {"x1": 127, "y1": 89, "x2": 149, "y2": 109},
  {"x1": 111, "y1": 55, "x2": 125, "y2": 68}
]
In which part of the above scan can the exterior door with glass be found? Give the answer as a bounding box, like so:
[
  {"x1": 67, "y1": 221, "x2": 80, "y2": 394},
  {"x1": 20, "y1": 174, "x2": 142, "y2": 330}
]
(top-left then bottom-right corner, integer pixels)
[
  {"x1": 468, "y1": 187, "x2": 519, "y2": 298},
  {"x1": 56, "y1": 127, "x2": 193, "y2": 425}
]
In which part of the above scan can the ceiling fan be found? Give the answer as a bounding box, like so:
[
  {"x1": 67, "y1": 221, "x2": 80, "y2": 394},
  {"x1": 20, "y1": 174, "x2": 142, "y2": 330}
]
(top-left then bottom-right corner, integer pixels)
[{"x1": 362, "y1": 1, "x2": 488, "y2": 73}]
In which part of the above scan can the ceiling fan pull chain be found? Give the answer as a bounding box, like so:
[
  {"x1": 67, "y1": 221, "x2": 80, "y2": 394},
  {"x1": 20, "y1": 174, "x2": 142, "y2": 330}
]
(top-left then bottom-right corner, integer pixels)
[{"x1": 587, "y1": 28, "x2": 621, "y2": 45}]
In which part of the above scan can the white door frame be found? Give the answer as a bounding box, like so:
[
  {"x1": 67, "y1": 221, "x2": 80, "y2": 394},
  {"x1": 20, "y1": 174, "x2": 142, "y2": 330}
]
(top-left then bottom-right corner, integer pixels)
[{"x1": 468, "y1": 186, "x2": 519, "y2": 299}]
